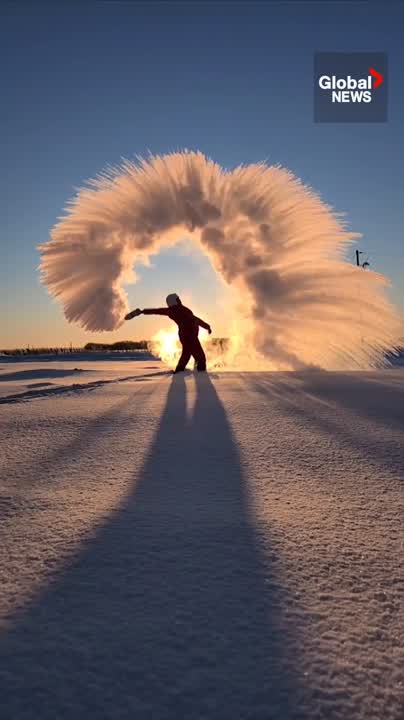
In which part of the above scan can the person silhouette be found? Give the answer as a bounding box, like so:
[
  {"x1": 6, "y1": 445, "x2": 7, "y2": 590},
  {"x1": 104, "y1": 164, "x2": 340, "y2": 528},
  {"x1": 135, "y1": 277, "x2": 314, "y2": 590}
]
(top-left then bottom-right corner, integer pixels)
[{"x1": 125, "y1": 293, "x2": 212, "y2": 373}]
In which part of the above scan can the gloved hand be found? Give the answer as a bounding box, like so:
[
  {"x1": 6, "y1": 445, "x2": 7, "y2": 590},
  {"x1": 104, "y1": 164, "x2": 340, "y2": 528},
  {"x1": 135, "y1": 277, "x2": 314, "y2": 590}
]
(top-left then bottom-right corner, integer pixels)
[
  {"x1": 125, "y1": 308, "x2": 142, "y2": 320},
  {"x1": 208, "y1": 326, "x2": 212, "y2": 335}
]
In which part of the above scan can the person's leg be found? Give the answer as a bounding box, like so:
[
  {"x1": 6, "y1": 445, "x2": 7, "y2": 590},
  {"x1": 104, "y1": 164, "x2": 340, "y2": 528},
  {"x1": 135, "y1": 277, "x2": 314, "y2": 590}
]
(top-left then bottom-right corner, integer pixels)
[
  {"x1": 175, "y1": 341, "x2": 192, "y2": 372},
  {"x1": 192, "y1": 338, "x2": 207, "y2": 371}
]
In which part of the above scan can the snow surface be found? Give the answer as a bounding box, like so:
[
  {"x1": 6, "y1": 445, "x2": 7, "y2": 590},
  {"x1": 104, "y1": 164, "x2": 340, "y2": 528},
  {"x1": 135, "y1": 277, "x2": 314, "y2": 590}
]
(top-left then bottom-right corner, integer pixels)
[{"x1": 0, "y1": 359, "x2": 403, "y2": 719}]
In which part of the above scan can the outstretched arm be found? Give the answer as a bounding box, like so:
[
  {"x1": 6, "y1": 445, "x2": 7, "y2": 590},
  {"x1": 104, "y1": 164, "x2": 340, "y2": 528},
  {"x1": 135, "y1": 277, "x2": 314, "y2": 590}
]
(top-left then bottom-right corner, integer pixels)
[
  {"x1": 142, "y1": 308, "x2": 170, "y2": 316},
  {"x1": 125, "y1": 307, "x2": 169, "y2": 321},
  {"x1": 195, "y1": 315, "x2": 212, "y2": 334}
]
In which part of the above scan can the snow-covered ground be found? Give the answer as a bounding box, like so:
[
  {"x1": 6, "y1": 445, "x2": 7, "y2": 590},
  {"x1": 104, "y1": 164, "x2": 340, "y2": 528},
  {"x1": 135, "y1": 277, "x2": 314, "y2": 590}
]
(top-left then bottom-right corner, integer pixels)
[
  {"x1": 0, "y1": 358, "x2": 403, "y2": 719},
  {"x1": 0, "y1": 352, "x2": 155, "y2": 401}
]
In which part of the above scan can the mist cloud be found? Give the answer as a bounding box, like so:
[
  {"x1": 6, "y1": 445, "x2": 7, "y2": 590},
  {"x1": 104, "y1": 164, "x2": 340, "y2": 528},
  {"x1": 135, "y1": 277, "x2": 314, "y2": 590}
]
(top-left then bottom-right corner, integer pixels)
[{"x1": 39, "y1": 151, "x2": 401, "y2": 369}]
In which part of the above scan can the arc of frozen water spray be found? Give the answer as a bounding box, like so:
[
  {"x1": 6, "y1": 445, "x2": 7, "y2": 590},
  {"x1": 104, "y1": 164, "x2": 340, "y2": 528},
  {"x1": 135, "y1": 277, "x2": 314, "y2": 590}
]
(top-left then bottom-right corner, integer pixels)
[{"x1": 39, "y1": 151, "x2": 401, "y2": 370}]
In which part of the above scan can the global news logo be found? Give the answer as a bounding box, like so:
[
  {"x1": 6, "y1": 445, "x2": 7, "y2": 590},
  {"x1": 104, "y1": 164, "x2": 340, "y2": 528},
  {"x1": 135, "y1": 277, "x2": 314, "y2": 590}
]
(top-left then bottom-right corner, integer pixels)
[
  {"x1": 318, "y1": 67, "x2": 383, "y2": 103},
  {"x1": 314, "y1": 53, "x2": 388, "y2": 122}
]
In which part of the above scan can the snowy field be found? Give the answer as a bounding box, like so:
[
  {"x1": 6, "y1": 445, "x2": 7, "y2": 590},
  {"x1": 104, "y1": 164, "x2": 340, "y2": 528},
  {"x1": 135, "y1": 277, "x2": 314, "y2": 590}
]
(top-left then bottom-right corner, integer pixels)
[{"x1": 0, "y1": 357, "x2": 403, "y2": 719}]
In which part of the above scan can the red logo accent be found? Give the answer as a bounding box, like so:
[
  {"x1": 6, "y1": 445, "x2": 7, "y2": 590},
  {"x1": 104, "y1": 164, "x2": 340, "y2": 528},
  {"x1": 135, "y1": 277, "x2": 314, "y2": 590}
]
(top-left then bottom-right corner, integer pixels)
[{"x1": 369, "y1": 67, "x2": 383, "y2": 88}]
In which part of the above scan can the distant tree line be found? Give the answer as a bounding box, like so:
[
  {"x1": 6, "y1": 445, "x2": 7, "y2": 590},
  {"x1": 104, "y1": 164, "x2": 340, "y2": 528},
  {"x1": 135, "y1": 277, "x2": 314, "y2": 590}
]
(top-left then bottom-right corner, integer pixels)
[
  {"x1": 1, "y1": 346, "x2": 82, "y2": 356},
  {"x1": 1, "y1": 338, "x2": 231, "y2": 356},
  {"x1": 2, "y1": 338, "x2": 403, "y2": 361},
  {"x1": 84, "y1": 340, "x2": 149, "y2": 351},
  {"x1": 1, "y1": 341, "x2": 150, "y2": 356}
]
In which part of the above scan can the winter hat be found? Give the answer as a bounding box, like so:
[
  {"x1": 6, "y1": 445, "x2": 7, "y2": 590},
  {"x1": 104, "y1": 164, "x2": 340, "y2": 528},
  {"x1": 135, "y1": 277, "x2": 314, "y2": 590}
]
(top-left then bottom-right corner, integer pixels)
[{"x1": 166, "y1": 293, "x2": 180, "y2": 307}]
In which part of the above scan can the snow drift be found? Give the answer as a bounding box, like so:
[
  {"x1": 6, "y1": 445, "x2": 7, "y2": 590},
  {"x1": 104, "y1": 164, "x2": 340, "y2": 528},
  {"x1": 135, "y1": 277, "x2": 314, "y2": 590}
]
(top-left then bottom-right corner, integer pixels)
[{"x1": 39, "y1": 151, "x2": 401, "y2": 369}]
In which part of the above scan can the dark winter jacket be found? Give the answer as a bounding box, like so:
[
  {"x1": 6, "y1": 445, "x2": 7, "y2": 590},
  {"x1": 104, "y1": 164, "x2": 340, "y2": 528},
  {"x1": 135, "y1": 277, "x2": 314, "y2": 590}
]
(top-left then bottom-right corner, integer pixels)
[{"x1": 142, "y1": 304, "x2": 210, "y2": 341}]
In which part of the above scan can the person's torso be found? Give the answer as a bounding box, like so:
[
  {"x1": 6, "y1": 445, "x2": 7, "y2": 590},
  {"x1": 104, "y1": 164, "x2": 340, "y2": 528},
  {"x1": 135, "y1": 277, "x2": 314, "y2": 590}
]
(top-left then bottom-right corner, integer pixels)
[{"x1": 168, "y1": 305, "x2": 198, "y2": 337}]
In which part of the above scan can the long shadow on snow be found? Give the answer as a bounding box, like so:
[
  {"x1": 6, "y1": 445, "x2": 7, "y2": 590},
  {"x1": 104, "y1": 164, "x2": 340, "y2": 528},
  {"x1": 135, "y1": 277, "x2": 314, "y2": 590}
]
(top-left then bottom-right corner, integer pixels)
[
  {"x1": 291, "y1": 370, "x2": 404, "y2": 434},
  {"x1": 0, "y1": 368, "x2": 87, "y2": 382},
  {"x1": 0, "y1": 371, "x2": 167, "y2": 405},
  {"x1": 0, "y1": 388, "x2": 153, "y2": 489},
  {"x1": 250, "y1": 375, "x2": 404, "y2": 480},
  {"x1": 0, "y1": 373, "x2": 305, "y2": 720}
]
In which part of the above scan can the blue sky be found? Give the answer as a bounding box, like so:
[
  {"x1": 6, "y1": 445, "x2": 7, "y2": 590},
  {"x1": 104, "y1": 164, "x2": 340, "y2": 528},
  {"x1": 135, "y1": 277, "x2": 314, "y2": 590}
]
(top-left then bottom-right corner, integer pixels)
[{"x1": 1, "y1": 0, "x2": 403, "y2": 347}]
